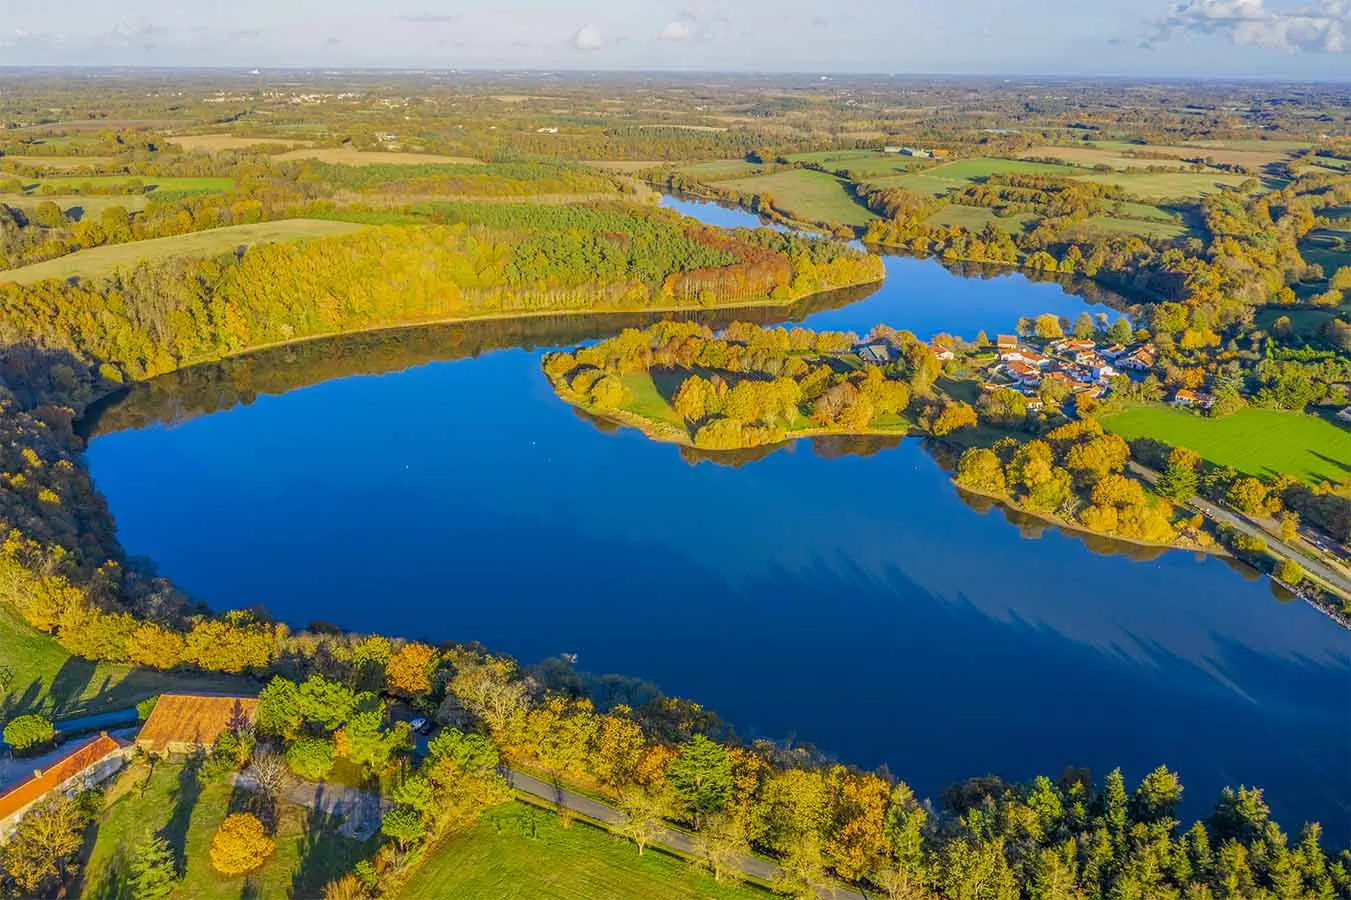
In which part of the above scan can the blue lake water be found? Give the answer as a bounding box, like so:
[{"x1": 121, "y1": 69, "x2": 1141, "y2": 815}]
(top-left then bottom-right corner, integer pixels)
[{"x1": 85, "y1": 196, "x2": 1351, "y2": 839}]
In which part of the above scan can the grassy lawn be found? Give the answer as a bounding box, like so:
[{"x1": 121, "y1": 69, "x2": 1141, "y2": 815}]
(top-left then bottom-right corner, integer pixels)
[
  {"x1": 924, "y1": 206, "x2": 1038, "y2": 232},
  {"x1": 718, "y1": 169, "x2": 875, "y2": 227},
  {"x1": 621, "y1": 372, "x2": 684, "y2": 427},
  {"x1": 0, "y1": 219, "x2": 366, "y2": 284},
  {"x1": 0, "y1": 603, "x2": 251, "y2": 722},
  {"x1": 80, "y1": 760, "x2": 370, "y2": 900},
  {"x1": 1101, "y1": 407, "x2": 1351, "y2": 484},
  {"x1": 395, "y1": 802, "x2": 769, "y2": 900}
]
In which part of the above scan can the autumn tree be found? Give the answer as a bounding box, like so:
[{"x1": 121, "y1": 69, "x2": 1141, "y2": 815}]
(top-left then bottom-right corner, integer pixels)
[
  {"x1": 618, "y1": 786, "x2": 672, "y2": 855},
  {"x1": 0, "y1": 796, "x2": 87, "y2": 894},
  {"x1": 209, "y1": 813, "x2": 275, "y2": 876},
  {"x1": 386, "y1": 641, "x2": 438, "y2": 697}
]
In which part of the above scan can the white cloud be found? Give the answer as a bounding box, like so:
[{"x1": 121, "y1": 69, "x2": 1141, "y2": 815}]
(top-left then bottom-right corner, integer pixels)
[
  {"x1": 1145, "y1": 0, "x2": 1349, "y2": 52},
  {"x1": 659, "y1": 20, "x2": 692, "y2": 40},
  {"x1": 572, "y1": 23, "x2": 605, "y2": 50}
]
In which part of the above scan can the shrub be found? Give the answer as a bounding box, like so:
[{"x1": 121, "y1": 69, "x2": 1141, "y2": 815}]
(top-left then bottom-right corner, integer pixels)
[
  {"x1": 286, "y1": 736, "x2": 337, "y2": 781},
  {"x1": 3, "y1": 714, "x2": 55, "y2": 754},
  {"x1": 209, "y1": 813, "x2": 275, "y2": 876}
]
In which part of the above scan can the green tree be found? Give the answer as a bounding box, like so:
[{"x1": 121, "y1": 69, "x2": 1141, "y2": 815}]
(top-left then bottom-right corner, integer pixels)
[
  {"x1": 1131, "y1": 766, "x2": 1183, "y2": 824},
  {"x1": 955, "y1": 448, "x2": 1006, "y2": 494},
  {"x1": 298, "y1": 674, "x2": 358, "y2": 731},
  {"x1": 3, "y1": 713, "x2": 55, "y2": 754},
  {"x1": 1108, "y1": 317, "x2": 1134, "y2": 344},
  {"x1": 1072, "y1": 312, "x2": 1095, "y2": 339},
  {"x1": 255, "y1": 677, "x2": 303, "y2": 740},
  {"x1": 286, "y1": 736, "x2": 337, "y2": 781},
  {"x1": 31, "y1": 200, "x2": 66, "y2": 228},
  {"x1": 380, "y1": 805, "x2": 426, "y2": 850},
  {"x1": 128, "y1": 834, "x2": 178, "y2": 900},
  {"x1": 666, "y1": 734, "x2": 733, "y2": 821}
]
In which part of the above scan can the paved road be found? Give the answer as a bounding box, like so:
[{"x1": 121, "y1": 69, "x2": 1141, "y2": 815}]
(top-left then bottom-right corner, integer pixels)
[
  {"x1": 1128, "y1": 461, "x2": 1351, "y2": 597},
  {"x1": 503, "y1": 768, "x2": 869, "y2": 900}
]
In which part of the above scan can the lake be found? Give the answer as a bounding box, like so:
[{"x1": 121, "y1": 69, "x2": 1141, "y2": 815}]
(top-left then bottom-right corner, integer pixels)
[{"x1": 85, "y1": 195, "x2": 1351, "y2": 839}]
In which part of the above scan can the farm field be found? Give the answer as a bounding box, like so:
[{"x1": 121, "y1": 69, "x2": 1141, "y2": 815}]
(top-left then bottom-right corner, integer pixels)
[
  {"x1": 22, "y1": 175, "x2": 234, "y2": 194},
  {"x1": 717, "y1": 168, "x2": 876, "y2": 226},
  {"x1": 0, "y1": 603, "x2": 247, "y2": 722},
  {"x1": 784, "y1": 150, "x2": 924, "y2": 180},
  {"x1": 1074, "y1": 170, "x2": 1253, "y2": 200},
  {"x1": 675, "y1": 159, "x2": 762, "y2": 181},
  {"x1": 1081, "y1": 214, "x2": 1190, "y2": 239},
  {"x1": 395, "y1": 803, "x2": 768, "y2": 900},
  {"x1": 0, "y1": 193, "x2": 150, "y2": 215},
  {"x1": 0, "y1": 155, "x2": 118, "y2": 170},
  {"x1": 1021, "y1": 145, "x2": 1193, "y2": 170},
  {"x1": 1102, "y1": 407, "x2": 1351, "y2": 484},
  {"x1": 273, "y1": 147, "x2": 481, "y2": 165},
  {"x1": 924, "y1": 205, "x2": 1038, "y2": 232},
  {"x1": 0, "y1": 219, "x2": 366, "y2": 284},
  {"x1": 79, "y1": 761, "x2": 368, "y2": 900},
  {"x1": 168, "y1": 134, "x2": 307, "y2": 152}
]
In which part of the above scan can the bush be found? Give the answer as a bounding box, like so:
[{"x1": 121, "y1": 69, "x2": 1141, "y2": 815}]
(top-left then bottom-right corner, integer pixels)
[
  {"x1": 3, "y1": 714, "x2": 55, "y2": 754},
  {"x1": 285, "y1": 736, "x2": 336, "y2": 781},
  {"x1": 136, "y1": 695, "x2": 159, "y2": 721},
  {"x1": 209, "y1": 812, "x2": 275, "y2": 876}
]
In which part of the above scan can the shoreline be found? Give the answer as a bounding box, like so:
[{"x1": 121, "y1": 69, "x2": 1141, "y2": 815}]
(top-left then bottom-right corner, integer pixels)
[
  {"x1": 550, "y1": 382, "x2": 1228, "y2": 559},
  {"x1": 78, "y1": 274, "x2": 884, "y2": 415}
]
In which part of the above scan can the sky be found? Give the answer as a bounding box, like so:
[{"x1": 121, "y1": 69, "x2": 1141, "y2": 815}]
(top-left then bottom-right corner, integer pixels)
[{"x1": 0, "y1": 0, "x2": 1349, "y2": 78}]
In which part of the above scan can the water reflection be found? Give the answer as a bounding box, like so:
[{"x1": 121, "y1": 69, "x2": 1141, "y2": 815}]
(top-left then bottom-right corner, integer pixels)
[{"x1": 81, "y1": 194, "x2": 1351, "y2": 842}]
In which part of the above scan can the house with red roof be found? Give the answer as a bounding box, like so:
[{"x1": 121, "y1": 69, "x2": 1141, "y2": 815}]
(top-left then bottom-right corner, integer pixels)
[{"x1": 0, "y1": 733, "x2": 130, "y2": 840}]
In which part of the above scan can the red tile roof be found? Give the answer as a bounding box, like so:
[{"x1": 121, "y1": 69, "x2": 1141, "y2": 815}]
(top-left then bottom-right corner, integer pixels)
[{"x1": 0, "y1": 733, "x2": 124, "y2": 823}]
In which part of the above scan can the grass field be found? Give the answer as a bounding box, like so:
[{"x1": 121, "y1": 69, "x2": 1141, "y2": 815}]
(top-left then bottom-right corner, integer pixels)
[
  {"x1": 0, "y1": 603, "x2": 248, "y2": 722},
  {"x1": 0, "y1": 219, "x2": 366, "y2": 284},
  {"x1": 80, "y1": 760, "x2": 369, "y2": 900},
  {"x1": 1303, "y1": 231, "x2": 1351, "y2": 278},
  {"x1": 1074, "y1": 171, "x2": 1253, "y2": 200},
  {"x1": 1, "y1": 156, "x2": 118, "y2": 170},
  {"x1": 924, "y1": 205, "x2": 1038, "y2": 232},
  {"x1": 395, "y1": 803, "x2": 768, "y2": 900},
  {"x1": 1082, "y1": 215, "x2": 1189, "y2": 239},
  {"x1": 1102, "y1": 407, "x2": 1351, "y2": 483},
  {"x1": 783, "y1": 151, "x2": 923, "y2": 180},
  {"x1": 675, "y1": 159, "x2": 762, "y2": 181},
  {"x1": 718, "y1": 169, "x2": 875, "y2": 226},
  {"x1": 273, "y1": 147, "x2": 481, "y2": 166},
  {"x1": 1021, "y1": 145, "x2": 1193, "y2": 170},
  {"x1": 24, "y1": 176, "x2": 235, "y2": 195},
  {"x1": 621, "y1": 372, "x2": 684, "y2": 427},
  {"x1": 0, "y1": 193, "x2": 149, "y2": 215},
  {"x1": 168, "y1": 135, "x2": 307, "y2": 152}
]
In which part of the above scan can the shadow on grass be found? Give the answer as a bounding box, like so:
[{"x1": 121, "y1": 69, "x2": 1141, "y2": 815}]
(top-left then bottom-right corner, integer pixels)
[
  {"x1": 158, "y1": 755, "x2": 204, "y2": 876},
  {"x1": 289, "y1": 803, "x2": 373, "y2": 899}
]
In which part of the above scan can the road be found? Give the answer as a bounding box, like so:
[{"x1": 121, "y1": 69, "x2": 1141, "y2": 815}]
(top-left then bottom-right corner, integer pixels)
[
  {"x1": 503, "y1": 768, "x2": 870, "y2": 900},
  {"x1": 1128, "y1": 461, "x2": 1351, "y2": 598}
]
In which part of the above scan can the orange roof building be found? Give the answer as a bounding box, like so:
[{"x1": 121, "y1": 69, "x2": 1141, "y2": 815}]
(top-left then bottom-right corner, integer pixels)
[
  {"x1": 135, "y1": 694, "x2": 259, "y2": 756},
  {"x1": 0, "y1": 733, "x2": 129, "y2": 838}
]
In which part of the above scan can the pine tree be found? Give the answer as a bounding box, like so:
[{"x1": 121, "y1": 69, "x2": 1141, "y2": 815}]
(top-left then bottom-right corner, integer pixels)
[{"x1": 128, "y1": 834, "x2": 178, "y2": 900}]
